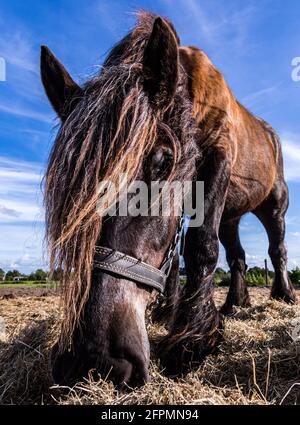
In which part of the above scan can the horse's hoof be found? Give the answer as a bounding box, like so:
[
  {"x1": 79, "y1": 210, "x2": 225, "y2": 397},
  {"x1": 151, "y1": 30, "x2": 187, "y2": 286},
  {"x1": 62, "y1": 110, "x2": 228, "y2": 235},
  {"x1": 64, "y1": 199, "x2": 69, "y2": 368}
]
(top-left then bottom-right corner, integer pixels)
[
  {"x1": 219, "y1": 304, "x2": 237, "y2": 316},
  {"x1": 271, "y1": 290, "x2": 298, "y2": 305}
]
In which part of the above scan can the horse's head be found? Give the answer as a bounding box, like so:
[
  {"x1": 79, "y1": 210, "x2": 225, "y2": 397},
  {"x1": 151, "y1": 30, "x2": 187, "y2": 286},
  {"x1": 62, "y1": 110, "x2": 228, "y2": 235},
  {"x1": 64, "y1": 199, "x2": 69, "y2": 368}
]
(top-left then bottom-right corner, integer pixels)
[{"x1": 41, "y1": 12, "x2": 198, "y2": 387}]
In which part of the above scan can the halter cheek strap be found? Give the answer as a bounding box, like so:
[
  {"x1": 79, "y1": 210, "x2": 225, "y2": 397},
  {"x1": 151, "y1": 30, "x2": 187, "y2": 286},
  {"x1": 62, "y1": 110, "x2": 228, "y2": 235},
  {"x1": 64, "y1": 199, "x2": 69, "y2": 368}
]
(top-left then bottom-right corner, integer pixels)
[{"x1": 93, "y1": 216, "x2": 185, "y2": 293}]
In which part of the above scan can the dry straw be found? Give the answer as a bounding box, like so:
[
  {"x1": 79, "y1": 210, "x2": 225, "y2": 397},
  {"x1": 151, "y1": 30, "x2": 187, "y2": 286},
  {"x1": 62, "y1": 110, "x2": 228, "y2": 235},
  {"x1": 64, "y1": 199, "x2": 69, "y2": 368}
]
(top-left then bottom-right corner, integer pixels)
[{"x1": 0, "y1": 287, "x2": 299, "y2": 405}]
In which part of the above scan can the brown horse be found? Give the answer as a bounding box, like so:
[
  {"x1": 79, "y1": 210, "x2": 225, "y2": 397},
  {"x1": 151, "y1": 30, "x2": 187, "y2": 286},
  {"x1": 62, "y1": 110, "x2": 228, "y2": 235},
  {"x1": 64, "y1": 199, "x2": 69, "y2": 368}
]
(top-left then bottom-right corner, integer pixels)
[{"x1": 41, "y1": 12, "x2": 297, "y2": 386}]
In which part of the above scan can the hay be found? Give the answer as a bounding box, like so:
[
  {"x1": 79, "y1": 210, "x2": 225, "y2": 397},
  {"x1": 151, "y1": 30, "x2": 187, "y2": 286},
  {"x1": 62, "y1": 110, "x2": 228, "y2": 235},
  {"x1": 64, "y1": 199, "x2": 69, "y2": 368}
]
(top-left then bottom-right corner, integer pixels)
[{"x1": 0, "y1": 288, "x2": 299, "y2": 405}]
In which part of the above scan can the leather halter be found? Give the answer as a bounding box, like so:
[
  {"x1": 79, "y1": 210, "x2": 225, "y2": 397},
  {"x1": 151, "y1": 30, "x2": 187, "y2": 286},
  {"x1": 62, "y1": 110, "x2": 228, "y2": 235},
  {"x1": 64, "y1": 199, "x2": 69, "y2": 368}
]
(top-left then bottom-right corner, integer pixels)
[{"x1": 93, "y1": 216, "x2": 185, "y2": 293}]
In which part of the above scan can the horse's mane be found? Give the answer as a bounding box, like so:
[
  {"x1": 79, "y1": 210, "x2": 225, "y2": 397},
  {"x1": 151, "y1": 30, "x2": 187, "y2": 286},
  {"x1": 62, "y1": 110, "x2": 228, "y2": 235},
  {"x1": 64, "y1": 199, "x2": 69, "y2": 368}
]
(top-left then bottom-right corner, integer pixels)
[{"x1": 45, "y1": 12, "x2": 198, "y2": 350}]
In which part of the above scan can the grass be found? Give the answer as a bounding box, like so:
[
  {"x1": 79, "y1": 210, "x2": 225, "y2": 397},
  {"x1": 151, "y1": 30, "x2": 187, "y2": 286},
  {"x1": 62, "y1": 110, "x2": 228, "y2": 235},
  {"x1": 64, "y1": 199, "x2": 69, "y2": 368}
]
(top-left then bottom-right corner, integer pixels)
[
  {"x1": 0, "y1": 281, "x2": 58, "y2": 289},
  {"x1": 0, "y1": 287, "x2": 299, "y2": 405}
]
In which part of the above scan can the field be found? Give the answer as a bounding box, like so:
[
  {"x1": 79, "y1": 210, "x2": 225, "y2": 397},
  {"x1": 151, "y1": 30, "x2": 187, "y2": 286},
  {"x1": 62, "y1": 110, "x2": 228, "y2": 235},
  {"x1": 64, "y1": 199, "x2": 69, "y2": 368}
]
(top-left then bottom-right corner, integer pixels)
[
  {"x1": 0, "y1": 281, "x2": 58, "y2": 289},
  {"x1": 0, "y1": 287, "x2": 299, "y2": 405}
]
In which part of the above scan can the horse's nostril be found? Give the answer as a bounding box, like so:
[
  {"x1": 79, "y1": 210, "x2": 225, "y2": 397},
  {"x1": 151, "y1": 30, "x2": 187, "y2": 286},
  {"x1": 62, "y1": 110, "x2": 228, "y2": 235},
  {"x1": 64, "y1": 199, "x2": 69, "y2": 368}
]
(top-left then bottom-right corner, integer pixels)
[
  {"x1": 103, "y1": 354, "x2": 149, "y2": 388},
  {"x1": 130, "y1": 366, "x2": 149, "y2": 387},
  {"x1": 51, "y1": 345, "x2": 77, "y2": 385},
  {"x1": 51, "y1": 343, "x2": 89, "y2": 386},
  {"x1": 130, "y1": 358, "x2": 149, "y2": 387}
]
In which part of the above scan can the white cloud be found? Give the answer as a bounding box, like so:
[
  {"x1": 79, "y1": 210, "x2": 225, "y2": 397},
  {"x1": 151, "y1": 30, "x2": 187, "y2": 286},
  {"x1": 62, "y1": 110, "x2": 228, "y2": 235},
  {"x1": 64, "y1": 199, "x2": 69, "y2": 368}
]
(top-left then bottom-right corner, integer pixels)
[
  {"x1": 246, "y1": 253, "x2": 261, "y2": 261},
  {"x1": 0, "y1": 223, "x2": 46, "y2": 273},
  {"x1": 0, "y1": 31, "x2": 36, "y2": 74},
  {"x1": 281, "y1": 134, "x2": 300, "y2": 182},
  {"x1": 0, "y1": 23, "x2": 54, "y2": 120},
  {"x1": 0, "y1": 169, "x2": 41, "y2": 182},
  {"x1": 0, "y1": 102, "x2": 53, "y2": 123},
  {"x1": 0, "y1": 156, "x2": 42, "y2": 171},
  {"x1": 163, "y1": 0, "x2": 257, "y2": 51},
  {"x1": 0, "y1": 156, "x2": 46, "y2": 272},
  {"x1": 286, "y1": 215, "x2": 300, "y2": 225},
  {"x1": 0, "y1": 156, "x2": 44, "y2": 223},
  {"x1": 242, "y1": 83, "x2": 282, "y2": 110},
  {"x1": 0, "y1": 27, "x2": 36, "y2": 77},
  {"x1": 290, "y1": 232, "x2": 300, "y2": 237},
  {"x1": 0, "y1": 199, "x2": 41, "y2": 223},
  {"x1": 0, "y1": 204, "x2": 20, "y2": 218}
]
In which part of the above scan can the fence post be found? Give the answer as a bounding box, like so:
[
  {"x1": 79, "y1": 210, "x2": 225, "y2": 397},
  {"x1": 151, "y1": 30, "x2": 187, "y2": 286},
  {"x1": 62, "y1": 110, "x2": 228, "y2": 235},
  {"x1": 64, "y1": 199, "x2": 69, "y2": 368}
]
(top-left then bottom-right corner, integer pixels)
[{"x1": 264, "y1": 259, "x2": 269, "y2": 286}]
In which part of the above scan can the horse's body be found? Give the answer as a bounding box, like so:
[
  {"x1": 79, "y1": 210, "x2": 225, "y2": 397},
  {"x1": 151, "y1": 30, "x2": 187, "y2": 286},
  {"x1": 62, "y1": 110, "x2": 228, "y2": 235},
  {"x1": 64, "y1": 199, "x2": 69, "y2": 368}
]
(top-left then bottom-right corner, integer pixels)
[
  {"x1": 176, "y1": 46, "x2": 296, "y2": 319},
  {"x1": 41, "y1": 12, "x2": 297, "y2": 386}
]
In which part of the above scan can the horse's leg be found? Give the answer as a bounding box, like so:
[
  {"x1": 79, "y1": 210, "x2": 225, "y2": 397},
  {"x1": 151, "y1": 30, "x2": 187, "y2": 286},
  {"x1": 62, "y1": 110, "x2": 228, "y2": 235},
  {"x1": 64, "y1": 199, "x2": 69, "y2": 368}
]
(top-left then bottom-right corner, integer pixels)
[
  {"x1": 219, "y1": 217, "x2": 251, "y2": 315},
  {"x1": 254, "y1": 180, "x2": 297, "y2": 304},
  {"x1": 159, "y1": 146, "x2": 230, "y2": 376},
  {"x1": 151, "y1": 252, "x2": 181, "y2": 327}
]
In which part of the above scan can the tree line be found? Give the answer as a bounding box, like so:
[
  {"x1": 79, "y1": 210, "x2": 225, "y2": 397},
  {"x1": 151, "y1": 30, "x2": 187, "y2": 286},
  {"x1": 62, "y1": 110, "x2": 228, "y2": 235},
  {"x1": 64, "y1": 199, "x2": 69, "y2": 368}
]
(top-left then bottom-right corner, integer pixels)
[
  {"x1": 180, "y1": 266, "x2": 300, "y2": 286},
  {"x1": 0, "y1": 267, "x2": 63, "y2": 282},
  {"x1": 214, "y1": 266, "x2": 300, "y2": 286},
  {"x1": 1, "y1": 265, "x2": 300, "y2": 286}
]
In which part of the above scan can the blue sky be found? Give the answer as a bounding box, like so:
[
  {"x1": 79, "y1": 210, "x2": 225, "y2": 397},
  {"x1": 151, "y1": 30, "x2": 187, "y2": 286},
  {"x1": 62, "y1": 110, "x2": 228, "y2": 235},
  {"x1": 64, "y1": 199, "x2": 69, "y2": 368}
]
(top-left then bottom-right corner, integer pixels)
[{"x1": 0, "y1": 0, "x2": 300, "y2": 273}]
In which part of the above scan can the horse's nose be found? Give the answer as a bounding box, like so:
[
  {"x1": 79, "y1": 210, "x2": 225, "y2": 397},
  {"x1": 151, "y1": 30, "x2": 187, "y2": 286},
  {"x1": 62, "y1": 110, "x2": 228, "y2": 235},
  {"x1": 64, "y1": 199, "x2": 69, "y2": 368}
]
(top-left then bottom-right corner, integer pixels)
[
  {"x1": 103, "y1": 349, "x2": 149, "y2": 387},
  {"x1": 51, "y1": 277, "x2": 151, "y2": 388},
  {"x1": 51, "y1": 329, "x2": 150, "y2": 388},
  {"x1": 105, "y1": 325, "x2": 150, "y2": 387},
  {"x1": 51, "y1": 344, "x2": 149, "y2": 388}
]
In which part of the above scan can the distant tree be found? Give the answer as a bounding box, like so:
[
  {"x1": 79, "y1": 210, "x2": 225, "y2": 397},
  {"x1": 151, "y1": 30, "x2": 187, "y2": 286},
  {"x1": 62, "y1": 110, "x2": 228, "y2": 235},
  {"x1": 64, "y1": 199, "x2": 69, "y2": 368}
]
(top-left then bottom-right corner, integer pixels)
[
  {"x1": 214, "y1": 268, "x2": 231, "y2": 286},
  {"x1": 289, "y1": 267, "x2": 300, "y2": 285},
  {"x1": 0, "y1": 268, "x2": 5, "y2": 281},
  {"x1": 215, "y1": 267, "x2": 227, "y2": 275},
  {"x1": 28, "y1": 269, "x2": 48, "y2": 281},
  {"x1": 248, "y1": 266, "x2": 265, "y2": 275},
  {"x1": 5, "y1": 269, "x2": 22, "y2": 281},
  {"x1": 246, "y1": 266, "x2": 273, "y2": 286},
  {"x1": 33, "y1": 269, "x2": 48, "y2": 281}
]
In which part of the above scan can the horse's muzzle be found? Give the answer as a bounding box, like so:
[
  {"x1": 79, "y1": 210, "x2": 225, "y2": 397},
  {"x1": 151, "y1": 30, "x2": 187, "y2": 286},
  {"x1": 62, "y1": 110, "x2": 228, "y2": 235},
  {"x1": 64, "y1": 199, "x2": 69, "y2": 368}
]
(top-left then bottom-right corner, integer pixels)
[{"x1": 51, "y1": 341, "x2": 149, "y2": 388}]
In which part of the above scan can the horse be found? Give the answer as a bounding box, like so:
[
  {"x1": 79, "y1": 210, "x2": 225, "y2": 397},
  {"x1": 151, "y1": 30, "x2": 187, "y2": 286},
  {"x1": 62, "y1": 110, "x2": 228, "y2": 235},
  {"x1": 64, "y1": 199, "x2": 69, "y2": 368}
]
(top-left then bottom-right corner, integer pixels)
[{"x1": 41, "y1": 12, "x2": 297, "y2": 386}]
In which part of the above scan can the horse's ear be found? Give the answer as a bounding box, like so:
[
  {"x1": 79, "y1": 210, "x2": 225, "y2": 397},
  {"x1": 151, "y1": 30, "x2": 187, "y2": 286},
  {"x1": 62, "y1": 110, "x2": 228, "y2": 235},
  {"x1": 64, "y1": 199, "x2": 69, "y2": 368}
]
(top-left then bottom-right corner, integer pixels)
[
  {"x1": 143, "y1": 17, "x2": 179, "y2": 111},
  {"x1": 40, "y1": 45, "x2": 83, "y2": 119}
]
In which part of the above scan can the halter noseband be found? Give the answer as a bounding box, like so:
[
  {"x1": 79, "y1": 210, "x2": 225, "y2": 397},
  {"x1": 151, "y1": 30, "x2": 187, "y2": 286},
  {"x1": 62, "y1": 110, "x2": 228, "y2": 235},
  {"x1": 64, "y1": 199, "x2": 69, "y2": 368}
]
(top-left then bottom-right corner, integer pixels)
[{"x1": 93, "y1": 216, "x2": 185, "y2": 293}]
